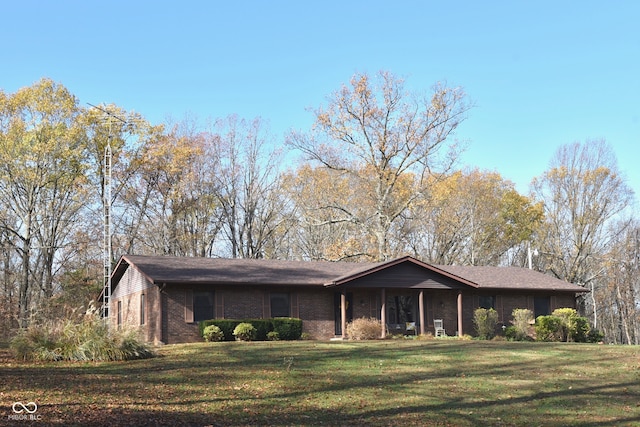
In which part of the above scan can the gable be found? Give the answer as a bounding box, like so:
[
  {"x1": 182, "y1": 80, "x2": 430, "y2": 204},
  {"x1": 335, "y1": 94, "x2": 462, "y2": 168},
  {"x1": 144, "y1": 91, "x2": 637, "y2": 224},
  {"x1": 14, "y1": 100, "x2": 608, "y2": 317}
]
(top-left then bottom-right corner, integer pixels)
[
  {"x1": 330, "y1": 261, "x2": 472, "y2": 290},
  {"x1": 111, "y1": 263, "x2": 154, "y2": 299}
]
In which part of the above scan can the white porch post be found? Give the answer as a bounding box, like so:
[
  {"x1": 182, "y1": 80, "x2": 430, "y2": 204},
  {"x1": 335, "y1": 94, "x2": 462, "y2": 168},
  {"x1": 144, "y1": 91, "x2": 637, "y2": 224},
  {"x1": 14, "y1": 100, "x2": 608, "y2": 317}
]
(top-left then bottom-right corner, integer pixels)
[
  {"x1": 380, "y1": 288, "x2": 386, "y2": 338},
  {"x1": 419, "y1": 290, "x2": 425, "y2": 335},
  {"x1": 457, "y1": 291, "x2": 463, "y2": 336},
  {"x1": 341, "y1": 290, "x2": 347, "y2": 339}
]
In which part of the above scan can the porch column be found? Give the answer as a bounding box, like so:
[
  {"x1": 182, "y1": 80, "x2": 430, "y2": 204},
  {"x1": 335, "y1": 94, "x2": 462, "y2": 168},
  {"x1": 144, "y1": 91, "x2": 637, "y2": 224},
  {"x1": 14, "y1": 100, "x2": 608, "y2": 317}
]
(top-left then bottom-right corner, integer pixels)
[
  {"x1": 419, "y1": 290, "x2": 425, "y2": 335},
  {"x1": 457, "y1": 291, "x2": 463, "y2": 336},
  {"x1": 380, "y1": 288, "x2": 386, "y2": 338},
  {"x1": 341, "y1": 290, "x2": 347, "y2": 339}
]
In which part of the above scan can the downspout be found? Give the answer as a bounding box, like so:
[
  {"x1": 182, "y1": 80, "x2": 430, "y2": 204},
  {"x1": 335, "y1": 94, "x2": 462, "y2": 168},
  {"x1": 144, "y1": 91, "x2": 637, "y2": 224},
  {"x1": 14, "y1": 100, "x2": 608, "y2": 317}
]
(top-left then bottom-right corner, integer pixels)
[
  {"x1": 341, "y1": 289, "x2": 347, "y2": 340},
  {"x1": 380, "y1": 288, "x2": 386, "y2": 339},
  {"x1": 419, "y1": 290, "x2": 425, "y2": 335},
  {"x1": 159, "y1": 283, "x2": 167, "y2": 345},
  {"x1": 457, "y1": 292, "x2": 463, "y2": 336}
]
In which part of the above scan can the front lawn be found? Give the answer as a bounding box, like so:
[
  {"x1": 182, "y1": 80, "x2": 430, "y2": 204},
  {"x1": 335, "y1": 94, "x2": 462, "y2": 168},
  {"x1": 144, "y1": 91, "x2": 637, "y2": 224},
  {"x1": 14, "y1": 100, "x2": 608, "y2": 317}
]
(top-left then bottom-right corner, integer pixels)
[{"x1": 2, "y1": 340, "x2": 639, "y2": 426}]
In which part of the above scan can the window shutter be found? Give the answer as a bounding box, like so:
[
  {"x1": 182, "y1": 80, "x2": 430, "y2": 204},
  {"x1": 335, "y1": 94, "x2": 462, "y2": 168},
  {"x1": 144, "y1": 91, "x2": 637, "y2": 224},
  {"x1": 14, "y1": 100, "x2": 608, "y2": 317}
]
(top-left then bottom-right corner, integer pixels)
[
  {"x1": 291, "y1": 293, "x2": 299, "y2": 318},
  {"x1": 216, "y1": 292, "x2": 224, "y2": 319},
  {"x1": 185, "y1": 290, "x2": 194, "y2": 323}
]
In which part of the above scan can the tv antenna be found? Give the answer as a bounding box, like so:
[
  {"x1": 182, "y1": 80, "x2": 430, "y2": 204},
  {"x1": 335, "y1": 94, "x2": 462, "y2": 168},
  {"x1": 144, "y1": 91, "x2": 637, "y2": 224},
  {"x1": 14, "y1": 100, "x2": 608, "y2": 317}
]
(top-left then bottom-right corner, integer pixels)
[{"x1": 88, "y1": 103, "x2": 128, "y2": 325}]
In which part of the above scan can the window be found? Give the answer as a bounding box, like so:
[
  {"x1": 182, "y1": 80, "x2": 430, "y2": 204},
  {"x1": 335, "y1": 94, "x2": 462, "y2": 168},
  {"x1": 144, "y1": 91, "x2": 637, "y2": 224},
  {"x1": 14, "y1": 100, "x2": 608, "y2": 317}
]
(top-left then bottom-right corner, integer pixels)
[
  {"x1": 534, "y1": 296, "x2": 550, "y2": 318},
  {"x1": 478, "y1": 296, "x2": 495, "y2": 310},
  {"x1": 387, "y1": 295, "x2": 415, "y2": 325},
  {"x1": 193, "y1": 291, "x2": 215, "y2": 322},
  {"x1": 140, "y1": 293, "x2": 146, "y2": 325},
  {"x1": 270, "y1": 293, "x2": 290, "y2": 317},
  {"x1": 117, "y1": 300, "x2": 122, "y2": 329}
]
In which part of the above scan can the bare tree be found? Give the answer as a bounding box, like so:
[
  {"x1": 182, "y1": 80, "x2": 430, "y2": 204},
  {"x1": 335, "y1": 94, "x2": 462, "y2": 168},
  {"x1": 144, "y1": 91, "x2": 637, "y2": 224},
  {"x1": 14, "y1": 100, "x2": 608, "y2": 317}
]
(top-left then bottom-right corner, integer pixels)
[
  {"x1": 288, "y1": 71, "x2": 470, "y2": 260},
  {"x1": 211, "y1": 115, "x2": 290, "y2": 259},
  {"x1": 532, "y1": 140, "x2": 635, "y2": 327}
]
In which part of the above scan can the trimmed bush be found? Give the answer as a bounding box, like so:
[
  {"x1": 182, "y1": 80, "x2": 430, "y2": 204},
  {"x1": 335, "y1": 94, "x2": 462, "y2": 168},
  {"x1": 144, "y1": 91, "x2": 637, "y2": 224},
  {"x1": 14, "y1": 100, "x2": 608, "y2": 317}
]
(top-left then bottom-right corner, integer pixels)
[
  {"x1": 267, "y1": 331, "x2": 280, "y2": 341},
  {"x1": 200, "y1": 318, "x2": 302, "y2": 341},
  {"x1": 233, "y1": 322, "x2": 257, "y2": 341},
  {"x1": 473, "y1": 308, "x2": 498, "y2": 340},
  {"x1": 203, "y1": 325, "x2": 224, "y2": 342},
  {"x1": 346, "y1": 317, "x2": 382, "y2": 340},
  {"x1": 272, "y1": 318, "x2": 303, "y2": 340}
]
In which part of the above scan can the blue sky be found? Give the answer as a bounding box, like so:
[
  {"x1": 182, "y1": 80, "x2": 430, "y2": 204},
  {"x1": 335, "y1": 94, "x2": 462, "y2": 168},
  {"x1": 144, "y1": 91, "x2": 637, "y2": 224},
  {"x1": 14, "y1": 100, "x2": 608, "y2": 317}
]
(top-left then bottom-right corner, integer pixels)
[{"x1": 3, "y1": 1, "x2": 639, "y2": 196}]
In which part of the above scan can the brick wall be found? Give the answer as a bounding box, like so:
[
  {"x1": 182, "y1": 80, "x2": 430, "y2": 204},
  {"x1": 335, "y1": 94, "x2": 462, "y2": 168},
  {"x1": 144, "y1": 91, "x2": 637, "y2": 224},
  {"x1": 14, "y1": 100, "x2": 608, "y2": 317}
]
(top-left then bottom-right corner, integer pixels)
[
  {"x1": 297, "y1": 289, "x2": 335, "y2": 339},
  {"x1": 118, "y1": 282, "x2": 579, "y2": 343},
  {"x1": 162, "y1": 287, "x2": 201, "y2": 344}
]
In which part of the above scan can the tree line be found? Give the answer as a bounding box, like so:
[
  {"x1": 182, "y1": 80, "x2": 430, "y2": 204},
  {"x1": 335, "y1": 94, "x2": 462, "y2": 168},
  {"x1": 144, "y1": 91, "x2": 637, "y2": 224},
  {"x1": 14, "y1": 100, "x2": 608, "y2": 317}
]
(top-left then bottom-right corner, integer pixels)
[{"x1": 0, "y1": 73, "x2": 637, "y2": 343}]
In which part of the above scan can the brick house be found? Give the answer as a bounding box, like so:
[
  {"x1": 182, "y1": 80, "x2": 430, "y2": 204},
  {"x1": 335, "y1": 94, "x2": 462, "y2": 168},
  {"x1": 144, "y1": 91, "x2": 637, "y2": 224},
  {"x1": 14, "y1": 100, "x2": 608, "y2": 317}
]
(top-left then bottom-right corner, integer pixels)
[{"x1": 107, "y1": 254, "x2": 587, "y2": 344}]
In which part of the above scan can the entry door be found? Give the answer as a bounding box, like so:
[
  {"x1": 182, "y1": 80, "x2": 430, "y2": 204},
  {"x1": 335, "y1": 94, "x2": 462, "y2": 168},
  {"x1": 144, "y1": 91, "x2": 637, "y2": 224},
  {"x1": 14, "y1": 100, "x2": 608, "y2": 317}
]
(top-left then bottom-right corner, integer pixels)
[{"x1": 334, "y1": 292, "x2": 353, "y2": 335}]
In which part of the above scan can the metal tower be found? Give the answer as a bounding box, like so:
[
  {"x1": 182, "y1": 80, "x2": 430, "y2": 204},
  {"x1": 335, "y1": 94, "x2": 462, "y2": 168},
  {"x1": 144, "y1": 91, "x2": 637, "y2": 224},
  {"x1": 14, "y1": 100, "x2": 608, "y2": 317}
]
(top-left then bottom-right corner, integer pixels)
[
  {"x1": 102, "y1": 141, "x2": 112, "y2": 320},
  {"x1": 89, "y1": 103, "x2": 126, "y2": 324}
]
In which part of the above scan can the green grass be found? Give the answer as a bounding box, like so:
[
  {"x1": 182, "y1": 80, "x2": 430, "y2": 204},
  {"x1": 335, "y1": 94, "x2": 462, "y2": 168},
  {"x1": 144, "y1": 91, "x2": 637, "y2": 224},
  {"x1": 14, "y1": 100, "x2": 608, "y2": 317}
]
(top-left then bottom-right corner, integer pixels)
[{"x1": 1, "y1": 340, "x2": 640, "y2": 426}]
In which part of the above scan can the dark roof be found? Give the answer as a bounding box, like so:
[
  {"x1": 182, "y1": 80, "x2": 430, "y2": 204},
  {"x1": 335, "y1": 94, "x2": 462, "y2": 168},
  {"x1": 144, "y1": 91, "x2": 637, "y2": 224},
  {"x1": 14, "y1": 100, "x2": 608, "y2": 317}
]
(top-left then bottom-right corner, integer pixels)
[
  {"x1": 114, "y1": 254, "x2": 382, "y2": 286},
  {"x1": 434, "y1": 264, "x2": 587, "y2": 292},
  {"x1": 112, "y1": 254, "x2": 587, "y2": 293}
]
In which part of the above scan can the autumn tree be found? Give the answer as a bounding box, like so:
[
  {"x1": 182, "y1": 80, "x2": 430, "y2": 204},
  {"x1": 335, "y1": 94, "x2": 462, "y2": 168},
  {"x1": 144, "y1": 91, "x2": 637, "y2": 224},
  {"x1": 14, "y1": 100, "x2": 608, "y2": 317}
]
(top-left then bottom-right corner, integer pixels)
[
  {"x1": 282, "y1": 165, "x2": 373, "y2": 261},
  {"x1": 406, "y1": 169, "x2": 544, "y2": 265},
  {"x1": 0, "y1": 79, "x2": 90, "y2": 327},
  {"x1": 118, "y1": 121, "x2": 219, "y2": 256},
  {"x1": 288, "y1": 71, "x2": 470, "y2": 261},
  {"x1": 531, "y1": 140, "x2": 635, "y2": 324}
]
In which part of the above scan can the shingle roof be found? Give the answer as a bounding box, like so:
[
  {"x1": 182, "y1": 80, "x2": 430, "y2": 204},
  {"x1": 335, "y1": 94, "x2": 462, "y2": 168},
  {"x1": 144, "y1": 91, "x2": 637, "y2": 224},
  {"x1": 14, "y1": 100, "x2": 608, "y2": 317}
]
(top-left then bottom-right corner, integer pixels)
[
  {"x1": 434, "y1": 264, "x2": 587, "y2": 292},
  {"x1": 116, "y1": 254, "x2": 382, "y2": 286},
  {"x1": 112, "y1": 254, "x2": 587, "y2": 293}
]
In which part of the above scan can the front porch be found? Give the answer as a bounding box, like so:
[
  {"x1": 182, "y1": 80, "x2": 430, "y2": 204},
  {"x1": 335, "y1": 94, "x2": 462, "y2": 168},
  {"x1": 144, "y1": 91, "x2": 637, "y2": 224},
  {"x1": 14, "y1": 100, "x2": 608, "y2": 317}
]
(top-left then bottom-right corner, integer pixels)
[{"x1": 334, "y1": 288, "x2": 465, "y2": 339}]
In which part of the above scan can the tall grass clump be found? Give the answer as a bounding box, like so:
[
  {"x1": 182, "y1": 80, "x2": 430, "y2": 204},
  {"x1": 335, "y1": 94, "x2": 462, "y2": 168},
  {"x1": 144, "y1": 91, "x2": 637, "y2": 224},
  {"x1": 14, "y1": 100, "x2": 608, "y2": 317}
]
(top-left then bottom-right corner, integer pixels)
[{"x1": 10, "y1": 305, "x2": 153, "y2": 362}]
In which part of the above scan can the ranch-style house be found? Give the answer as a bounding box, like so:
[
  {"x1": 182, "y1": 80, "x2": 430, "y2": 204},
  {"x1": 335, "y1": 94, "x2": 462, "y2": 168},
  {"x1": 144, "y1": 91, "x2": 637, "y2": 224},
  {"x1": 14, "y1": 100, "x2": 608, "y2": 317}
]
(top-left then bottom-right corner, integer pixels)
[{"x1": 107, "y1": 254, "x2": 587, "y2": 344}]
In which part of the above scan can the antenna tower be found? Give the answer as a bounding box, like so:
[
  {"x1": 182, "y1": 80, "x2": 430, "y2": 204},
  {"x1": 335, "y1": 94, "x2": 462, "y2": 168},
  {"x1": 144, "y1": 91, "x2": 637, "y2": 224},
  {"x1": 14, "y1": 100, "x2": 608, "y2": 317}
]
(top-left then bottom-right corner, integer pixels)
[
  {"x1": 103, "y1": 141, "x2": 112, "y2": 320},
  {"x1": 88, "y1": 103, "x2": 127, "y2": 325}
]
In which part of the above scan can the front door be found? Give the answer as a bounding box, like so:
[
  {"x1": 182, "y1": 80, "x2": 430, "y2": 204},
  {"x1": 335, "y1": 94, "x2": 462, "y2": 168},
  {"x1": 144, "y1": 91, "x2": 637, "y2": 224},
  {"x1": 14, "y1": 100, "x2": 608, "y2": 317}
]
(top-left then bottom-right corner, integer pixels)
[{"x1": 334, "y1": 292, "x2": 353, "y2": 335}]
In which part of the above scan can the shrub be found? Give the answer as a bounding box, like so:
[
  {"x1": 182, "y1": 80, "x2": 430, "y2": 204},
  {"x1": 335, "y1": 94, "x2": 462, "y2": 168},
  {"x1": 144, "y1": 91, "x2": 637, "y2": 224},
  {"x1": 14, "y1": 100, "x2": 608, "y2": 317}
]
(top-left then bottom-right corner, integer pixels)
[
  {"x1": 573, "y1": 316, "x2": 590, "y2": 343},
  {"x1": 535, "y1": 315, "x2": 564, "y2": 342},
  {"x1": 203, "y1": 325, "x2": 224, "y2": 342},
  {"x1": 199, "y1": 318, "x2": 303, "y2": 341},
  {"x1": 473, "y1": 308, "x2": 498, "y2": 340},
  {"x1": 249, "y1": 319, "x2": 274, "y2": 341},
  {"x1": 510, "y1": 308, "x2": 534, "y2": 341},
  {"x1": 233, "y1": 322, "x2": 257, "y2": 341},
  {"x1": 272, "y1": 318, "x2": 303, "y2": 340},
  {"x1": 551, "y1": 308, "x2": 591, "y2": 342},
  {"x1": 267, "y1": 331, "x2": 280, "y2": 341},
  {"x1": 200, "y1": 319, "x2": 273, "y2": 341},
  {"x1": 588, "y1": 328, "x2": 605, "y2": 343},
  {"x1": 346, "y1": 317, "x2": 382, "y2": 340}
]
